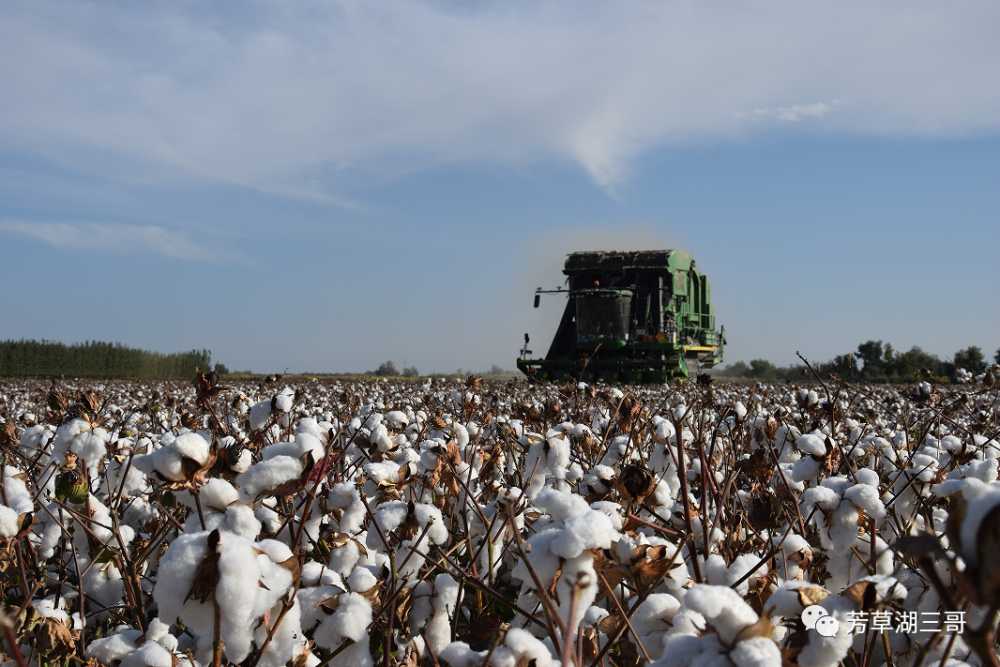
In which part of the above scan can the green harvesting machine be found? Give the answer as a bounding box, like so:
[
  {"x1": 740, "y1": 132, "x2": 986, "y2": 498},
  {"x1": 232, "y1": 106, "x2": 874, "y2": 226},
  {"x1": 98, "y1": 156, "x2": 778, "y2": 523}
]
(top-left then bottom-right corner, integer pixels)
[{"x1": 517, "y1": 250, "x2": 725, "y2": 383}]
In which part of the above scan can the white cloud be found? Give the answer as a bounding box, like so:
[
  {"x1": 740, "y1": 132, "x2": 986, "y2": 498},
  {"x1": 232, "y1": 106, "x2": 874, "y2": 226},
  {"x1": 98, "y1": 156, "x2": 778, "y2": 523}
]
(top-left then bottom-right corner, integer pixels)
[
  {"x1": 0, "y1": 219, "x2": 217, "y2": 261},
  {"x1": 0, "y1": 0, "x2": 998, "y2": 194},
  {"x1": 751, "y1": 102, "x2": 834, "y2": 122}
]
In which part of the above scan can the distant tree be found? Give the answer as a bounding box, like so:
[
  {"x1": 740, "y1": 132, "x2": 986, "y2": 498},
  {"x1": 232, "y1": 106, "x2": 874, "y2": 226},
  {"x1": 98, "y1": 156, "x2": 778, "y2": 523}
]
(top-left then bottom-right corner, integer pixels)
[
  {"x1": 819, "y1": 354, "x2": 854, "y2": 378},
  {"x1": 954, "y1": 346, "x2": 987, "y2": 375},
  {"x1": 401, "y1": 366, "x2": 419, "y2": 377},
  {"x1": 489, "y1": 364, "x2": 506, "y2": 376},
  {"x1": 375, "y1": 361, "x2": 399, "y2": 376},
  {"x1": 214, "y1": 362, "x2": 229, "y2": 375},
  {"x1": 719, "y1": 361, "x2": 750, "y2": 377},
  {"x1": 994, "y1": 346, "x2": 1000, "y2": 365},
  {"x1": 855, "y1": 340, "x2": 885, "y2": 380},
  {"x1": 747, "y1": 359, "x2": 776, "y2": 381}
]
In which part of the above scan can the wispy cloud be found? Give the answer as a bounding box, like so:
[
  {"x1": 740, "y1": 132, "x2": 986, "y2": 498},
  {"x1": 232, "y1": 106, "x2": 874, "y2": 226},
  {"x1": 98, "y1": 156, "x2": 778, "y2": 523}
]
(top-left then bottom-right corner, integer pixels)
[
  {"x1": 1, "y1": 1, "x2": 998, "y2": 193},
  {"x1": 0, "y1": 219, "x2": 217, "y2": 261}
]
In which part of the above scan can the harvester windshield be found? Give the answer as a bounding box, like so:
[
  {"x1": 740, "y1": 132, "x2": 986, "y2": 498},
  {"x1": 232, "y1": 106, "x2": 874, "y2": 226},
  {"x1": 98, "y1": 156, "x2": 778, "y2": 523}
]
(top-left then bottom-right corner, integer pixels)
[{"x1": 575, "y1": 289, "x2": 632, "y2": 348}]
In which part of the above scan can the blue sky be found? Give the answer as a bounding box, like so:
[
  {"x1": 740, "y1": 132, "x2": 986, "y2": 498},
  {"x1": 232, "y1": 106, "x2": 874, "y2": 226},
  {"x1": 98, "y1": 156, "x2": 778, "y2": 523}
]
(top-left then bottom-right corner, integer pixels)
[{"x1": 2, "y1": 0, "x2": 999, "y2": 374}]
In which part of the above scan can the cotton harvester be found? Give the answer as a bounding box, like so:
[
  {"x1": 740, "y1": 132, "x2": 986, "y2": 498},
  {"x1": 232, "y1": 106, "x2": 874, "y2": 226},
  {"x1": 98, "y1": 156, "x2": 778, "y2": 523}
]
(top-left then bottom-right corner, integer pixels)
[{"x1": 517, "y1": 250, "x2": 725, "y2": 383}]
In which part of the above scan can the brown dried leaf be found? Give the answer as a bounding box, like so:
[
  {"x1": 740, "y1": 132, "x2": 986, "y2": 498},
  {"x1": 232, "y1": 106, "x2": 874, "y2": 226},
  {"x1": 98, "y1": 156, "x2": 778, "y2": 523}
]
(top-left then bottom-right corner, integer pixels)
[
  {"x1": 795, "y1": 587, "x2": 830, "y2": 607},
  {"x1": 35, "y1": 617, "x2": 75, "y2": 658},
  {"x1": 733, "y1": 616, "x2": 776, "y2": 644},
  {"x1": 185, "y1": 528, "x2": 222, "y2": 604},
  {"x1": 842, "y1": 581, "x2": 876, "y2": 611}
]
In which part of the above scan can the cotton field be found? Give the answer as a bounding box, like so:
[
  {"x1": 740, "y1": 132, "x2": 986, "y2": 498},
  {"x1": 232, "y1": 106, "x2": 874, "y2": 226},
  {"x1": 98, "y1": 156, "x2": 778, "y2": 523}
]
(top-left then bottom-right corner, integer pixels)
[{"x1": 1, "y1": 371, "x2": 999, "y2": 667}]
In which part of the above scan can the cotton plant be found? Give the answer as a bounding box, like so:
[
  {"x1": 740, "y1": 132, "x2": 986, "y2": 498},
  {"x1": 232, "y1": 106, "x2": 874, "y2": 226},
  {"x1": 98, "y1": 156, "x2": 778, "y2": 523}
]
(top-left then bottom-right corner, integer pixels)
[{"x1": 3, "y1": 375, "x2": 1000, "y2": 667}]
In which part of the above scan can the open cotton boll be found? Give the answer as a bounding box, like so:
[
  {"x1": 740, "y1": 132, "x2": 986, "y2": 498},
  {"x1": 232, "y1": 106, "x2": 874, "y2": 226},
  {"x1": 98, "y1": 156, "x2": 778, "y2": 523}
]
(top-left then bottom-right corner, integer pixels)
[
  {"x1": 133, "y1": 432, "x2": 211, "y2": 482},
  {"x1": 313, "y1": 592, "x2": 373, "y2": 652},
  {"x1": 408, "y1": 574, "x2": 459, "y2": 656},
  {"x1": 87, "y1": 629, "x2": 142, "y2": 666},
  {"x1": 955, "y1": 479, "x2": 1000, "y2": 567},
  {"x1": 534, "y1": 487, "x2": 591, "y2": 523},
  {"x1": 631, "y1": 594, "x2": 682, "y2": 660},
  {"x1": 551, "y1": 510, "x2": 616, "y2": 558},
  {"x1": 250, "y1": 399, "x2": 274, "y2": 430},
  {"x1": 439, "y1": 642, "x2": 486, "y2": 667},
  {"x1": 154, "y1": 530, "x2": 270, "y2": 663},
  {"x1": 235, "y1": 455, "x2": 304, "y2": 502},
  {"x1": 729, "y1": 637, "x2": 782, "y2": 667},
  {"x1": 3, "y1": 466, "x2": 35, "y2": 515},
  {"x1": 0, "y1": 505, "x2": 20, "y2": 538},
  {"x1": 49, "y1": 419, "x2": 110, "y2": 471},
  {"x1": 119, "y1": 640, "x2": 177, "y2": 667},
  {"x1": 678, "y1": 585, "x2": 761, "y2": 647}
]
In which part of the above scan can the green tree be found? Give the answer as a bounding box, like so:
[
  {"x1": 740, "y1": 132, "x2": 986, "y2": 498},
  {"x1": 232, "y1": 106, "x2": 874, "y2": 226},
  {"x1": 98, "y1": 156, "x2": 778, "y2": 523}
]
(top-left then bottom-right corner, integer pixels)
[
  {"x1": 856, "y1": 340, "x2": 885, "y2": 380},
  {"x1": 375, "y1": 361, "x2": 399, "y2": 376},
  {"x1": 401, "y1": 366, "x2": 419, "y2": 377},
  {"x1": 954, "y1": 346, "x2": 987, "y2": 375},
  {"x1": 214, "y1": 362, "x2": 230, "y2": 375},
  {"x1": 719, "y1": 361, "x2": 750, "y2": 377},
  {"x1": 748, "y1": 359, "x2": 776, "y2": 381}
]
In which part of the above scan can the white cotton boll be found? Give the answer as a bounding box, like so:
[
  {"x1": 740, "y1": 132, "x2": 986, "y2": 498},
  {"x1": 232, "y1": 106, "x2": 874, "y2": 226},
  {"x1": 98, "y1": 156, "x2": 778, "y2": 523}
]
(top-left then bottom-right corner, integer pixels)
[
  {"x1": 329, "y1": 481, "x2": 359, "y2": 508},
  {"x1": 236, "y1": 456, "x2": 304, "y2": 501},
  {"x1": 853, "y1": 468, "x2": 879, "y2": 488},
  {"x1": 313, "y1": 592, "x2": 372, "y2": 649},
  {"x1": 386, "y1": 411, "x2": 408, "y2": 428},
  {"x1": 87, "y1": 631, "x2": 139, "y2": 666},
  {"x1": 727, "y1": 554, "x2": 768, "y2": 596},
  {"x1": 764, "y1": 581, "x2": 830, "y2": 618},
  {"x1": 82, "y1": 556, "x2": 126, "y2": 611},
  {"x1": 797, "y1": 596, "x2": 856, "y2": 667},
  {"x1": 365, "y1": 461, "x2": 402, "y2": 486},
  {"x1": 274, "y1": 388, "x2": 295, "y2": 413},
  {"x1": 154, "y1": 530, "x2": 266, "y2": 663},
  {"x1": 534, "y1": 487, "x2": 591, "y2": 522},
  {"x1": 256, "y1": 506, "x2": 283, "y2": 535},
  {"x1": 957, "y1": 480, "x2": 1000, "y2": 567},
  {"x1": 590, "y1": 501, "x2": 624, "y2": 530},
  {"x1": 329, "y1": 539, "x2": 362, "y2": 578},
  {"x1": 680, "y1": 585, "x2": 760, "y2": 647},
  {"x1": 301, "y1": 562, "x2": 343, "y2": 589},
  {"x1": 439, "y1": 642, "x2": 485, "y2": 667},
  {"x1": 120, "y1": 641, "x2": 176, "y2": 667},
  {"x1": 800, "y1": 486, "x2": 841, "y2": 513},
  {"x1": 796, "y1": 433, "x2": 828, "y2": 457},
  {"x1": 250, "y1": 400, "x2": 273, "y2": 430},
  {"x1": 551, "y1": 511, "x2": 616, "y2": 558},
  {"x1": 972, "y1": 458, "x2": 999, "y2": 483},
  {"x1": 297, "y1": 585, "x2": 345, "y2": 630},
  {"x1": 2, "y1": 467, "x2": 34, "y2": 516},
  {"x1": 730, "y1": 637, "x2": 782, "y2": 667},
  {"x1": 254, "y1": 597, "x2": 303, "y2": 667},
  {"x1": 133, "y1": 432, "x2": 211, "y2": 482},
  {"x1": 631, "y1": 594, "x2": 681, "y2": 660},
  {"x1": 844, "y1": 484, "x2": 886, "y2": 522},
  {"x1": 348, "y1": 567, "x2": 378, "y2": 593},
  {"x1": 230, "y1": 448, "x2": 252, "y2": 473},
  {"x1": 791, "y1": 456, "x2": 822, "y2": 483},
  {"x1": 504, "y1": 628, "x2": 555, "y2": 667},
  {"x1": 655, "y1": 634, "x2": 726, "y2": 667},
  {"x1": 0, "y1": 506, "x2": 19, "y2": 538}
]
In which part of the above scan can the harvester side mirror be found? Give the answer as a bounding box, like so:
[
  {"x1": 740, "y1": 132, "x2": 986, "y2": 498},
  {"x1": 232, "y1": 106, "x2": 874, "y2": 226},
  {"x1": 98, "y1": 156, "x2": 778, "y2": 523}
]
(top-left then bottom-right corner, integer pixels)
[
  {"x1": 533, "y1": 294, "x2": 540, "y2": 308},
  {"x1": 524, "y1": 333, "x2": 530, "y2": 345}
]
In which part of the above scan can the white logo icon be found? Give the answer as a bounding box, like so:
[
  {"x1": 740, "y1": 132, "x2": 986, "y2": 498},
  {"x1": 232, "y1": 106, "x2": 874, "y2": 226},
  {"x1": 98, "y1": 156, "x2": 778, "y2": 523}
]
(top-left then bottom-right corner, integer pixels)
[{"x1": 802, "y1": 605, "x2": 840, "y2": 637}]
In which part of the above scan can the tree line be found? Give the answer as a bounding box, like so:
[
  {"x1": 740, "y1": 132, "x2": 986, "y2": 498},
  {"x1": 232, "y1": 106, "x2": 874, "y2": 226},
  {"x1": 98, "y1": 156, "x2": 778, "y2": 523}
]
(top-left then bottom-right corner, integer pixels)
[
  {"x1": 719, "y1": 342, "x2": 999, "y2": 383},
  {"x1": 0, "y1": 339, "x2": 214, "y2": 379}
]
